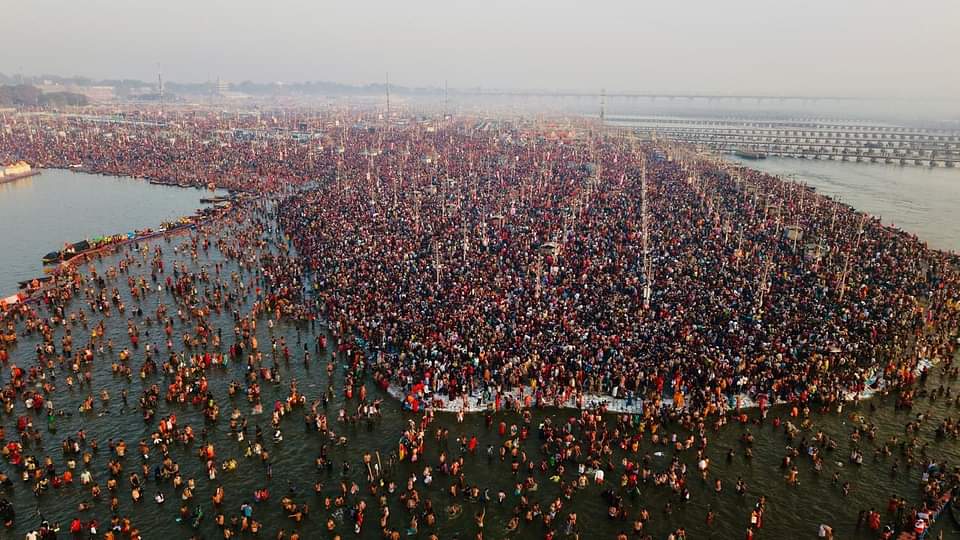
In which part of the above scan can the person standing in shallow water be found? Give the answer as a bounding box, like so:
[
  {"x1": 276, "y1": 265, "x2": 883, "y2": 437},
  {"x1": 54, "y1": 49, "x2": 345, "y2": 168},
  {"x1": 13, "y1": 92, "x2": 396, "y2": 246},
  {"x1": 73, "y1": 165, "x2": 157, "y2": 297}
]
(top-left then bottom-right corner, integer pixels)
[{"x1": 1, "y1": 113, "x2": 959, "y2": 540}]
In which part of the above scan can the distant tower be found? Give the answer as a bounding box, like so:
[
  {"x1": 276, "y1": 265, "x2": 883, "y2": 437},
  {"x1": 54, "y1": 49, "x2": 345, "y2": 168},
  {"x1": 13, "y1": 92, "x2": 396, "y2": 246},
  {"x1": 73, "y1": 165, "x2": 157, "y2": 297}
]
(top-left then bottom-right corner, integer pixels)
[
  {"x1": 158, "y1": 71, "x2": 164, "y2": 113},
  {"x1": 216, "y1": 77, "x2": 229, "y2": 96},
  {"x1": 386, "y1": 72, "x2": 391, "y2": 117},
  {"x1": 600, "y1": 88, "x2": 606, "y2": 124}
]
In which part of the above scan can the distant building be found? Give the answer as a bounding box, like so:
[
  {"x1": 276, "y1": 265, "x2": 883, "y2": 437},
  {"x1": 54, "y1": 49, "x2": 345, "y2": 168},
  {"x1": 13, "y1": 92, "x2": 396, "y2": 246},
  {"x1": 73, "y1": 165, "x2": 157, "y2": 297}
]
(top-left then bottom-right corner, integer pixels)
[
  {"x1": 37, "y1": 83, "x2": 115, "y2": 102},
  {"x1": 127, "y1": 86, "x2": 158, "y2": 97},
  {"x1": 82, "y1": 86, "x2": 115, "y2": 101}
]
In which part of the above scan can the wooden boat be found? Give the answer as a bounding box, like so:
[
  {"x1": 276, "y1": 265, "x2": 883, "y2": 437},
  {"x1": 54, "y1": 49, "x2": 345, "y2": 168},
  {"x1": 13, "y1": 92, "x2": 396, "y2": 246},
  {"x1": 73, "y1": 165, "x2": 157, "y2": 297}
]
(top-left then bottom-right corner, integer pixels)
[
  {"x1": 42, "y1": 239, "x2": 90, "y2": 265},
  {"x1": 34, "y1": 205, "x2": 223, "y2": 275},
  {"x1": 61, "y1": 240, "x2": 90, "y2": 261},
  {"x1": 17, "y1": 276, "x2": 52, "y2": 290},
  {"x1": 41, "y1": 251, "x2": 61, "y2": 265},
  {"x1": 200, "y1": 196, "x2": 231, "y2": 204}
]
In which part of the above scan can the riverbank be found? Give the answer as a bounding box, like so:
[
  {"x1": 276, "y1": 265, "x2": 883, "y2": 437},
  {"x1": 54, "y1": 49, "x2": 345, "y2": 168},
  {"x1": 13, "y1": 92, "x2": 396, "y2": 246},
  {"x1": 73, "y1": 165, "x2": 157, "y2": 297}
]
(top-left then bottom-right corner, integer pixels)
[
  {"x1": 384, "y1": 359, "x2": 936, "y2": 415},
  {"x1": 723, "y1": 155, "x2": 960, "y2": 253},
  {"x1": 0, "y1": 168, "x2": 233, "y2": 295},
  {"x1": 0, "y1": 197, "x2": 238, "y2": 318}
]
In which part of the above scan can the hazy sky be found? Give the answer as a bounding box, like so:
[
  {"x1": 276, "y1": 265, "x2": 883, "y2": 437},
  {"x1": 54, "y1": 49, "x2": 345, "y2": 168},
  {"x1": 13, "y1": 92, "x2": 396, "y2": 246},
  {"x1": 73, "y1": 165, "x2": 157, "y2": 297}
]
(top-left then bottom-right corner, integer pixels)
[{"x1": 3, "y1": 0, "x2": 958, "y2": 97}]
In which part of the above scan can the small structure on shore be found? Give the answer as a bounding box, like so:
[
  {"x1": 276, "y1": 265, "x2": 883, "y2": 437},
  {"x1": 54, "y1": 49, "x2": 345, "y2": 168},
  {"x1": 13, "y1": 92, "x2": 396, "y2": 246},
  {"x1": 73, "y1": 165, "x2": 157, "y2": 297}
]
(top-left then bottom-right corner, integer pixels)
[
  {"x1": 0, "y1": 161, "x2": 31, "y2": 178},
  {"x1": 783, "y1": 225, "x2": 804, "y2": 242},
  {"x1": 804, "y1": 242, "x2": 828, "y2": 263},
  {"x1": 539, "y1": 242, "x2": 560, "y2": 257},
  {"x1": 0, "y1": 161, "x2": 39, "y2": 184}
]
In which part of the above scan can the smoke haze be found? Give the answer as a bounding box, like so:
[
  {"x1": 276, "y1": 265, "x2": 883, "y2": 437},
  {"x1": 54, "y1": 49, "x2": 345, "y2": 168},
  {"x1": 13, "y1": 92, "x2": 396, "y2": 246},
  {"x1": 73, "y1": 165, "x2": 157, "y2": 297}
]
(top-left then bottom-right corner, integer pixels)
[{"x1": 2, "y1": 0, "x2": 958, "y2": 98}]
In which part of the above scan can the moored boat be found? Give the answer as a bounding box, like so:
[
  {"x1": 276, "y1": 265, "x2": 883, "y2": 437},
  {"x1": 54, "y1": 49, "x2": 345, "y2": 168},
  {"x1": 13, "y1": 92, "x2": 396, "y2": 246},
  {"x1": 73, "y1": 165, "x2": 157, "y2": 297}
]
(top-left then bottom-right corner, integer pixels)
[
  {"x1": 41, "y1": 251, "x2": 61, "y2": 265},
  {"x1": 38, "y1": 209, "x2": 220, "y2": 267},
  {"x1": 17, "y1": 276, "x2": 52, "y2": 290}
]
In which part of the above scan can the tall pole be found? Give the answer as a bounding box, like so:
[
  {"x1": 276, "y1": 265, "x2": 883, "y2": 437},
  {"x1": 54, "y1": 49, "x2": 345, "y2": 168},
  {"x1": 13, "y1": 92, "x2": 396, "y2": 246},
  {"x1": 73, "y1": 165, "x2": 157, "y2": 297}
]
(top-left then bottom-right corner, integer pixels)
[
  {"x1": 393, "y1": 169, "x2": 399, "y2": 210},
  {"x1": 157, "y1": 67, "x2": 164, "y2": 116},
  {"x1": 641, "y1": 159, "x2": 652, "y2": 309},
  {"x1": 830, "y1": 199, "x2": 839, "y2": 232},
  {"x1": 838, "y1": 214, "x2": 868, "y2": 302},
  {"x1": 757, "y1": 255, "x2": 773, "y2": 311},
  {"x1": 735, "y1": 230, "x2": 743, "y2": 270},
  {"x1": 462, "y1": 218, "x2": 468, "y2": 263},
  {"x1": 774, "y1": 205, "x2": 782, "y2": 237},
  {"x1": 433, "y1": 242, "x2": 441, "y2": 287},
  {"x1": 535, "y1": 254, "x2": 542, "y2": 298}
]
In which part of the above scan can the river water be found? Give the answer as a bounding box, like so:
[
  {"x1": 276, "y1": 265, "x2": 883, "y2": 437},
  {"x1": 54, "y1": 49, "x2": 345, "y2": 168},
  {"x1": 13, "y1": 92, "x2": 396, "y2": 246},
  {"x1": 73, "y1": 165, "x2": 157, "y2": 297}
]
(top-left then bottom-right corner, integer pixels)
[
  {"x1": 0, "y1": 169, "x2": 222, "y2": 294},
  {"x1": 0, "y1": 165, "x2": 959, "y2": 539},
  {"x1": 727, "y1": 156, "x2": 960, "y2": 253}
]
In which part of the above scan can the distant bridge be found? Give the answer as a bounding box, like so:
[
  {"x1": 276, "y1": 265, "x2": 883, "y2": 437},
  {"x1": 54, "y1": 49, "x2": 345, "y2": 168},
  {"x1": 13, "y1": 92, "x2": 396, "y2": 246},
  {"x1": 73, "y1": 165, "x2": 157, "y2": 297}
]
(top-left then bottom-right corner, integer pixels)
[
  {"x1": 450, "y1": 90, "x2": 954, "y2": 103},
  {"x1": 626, "y1": 117, "x2": 960, "y2": 167},
  {"x1": 608, "y1": 116, "x2": 960, "y2": 138}
]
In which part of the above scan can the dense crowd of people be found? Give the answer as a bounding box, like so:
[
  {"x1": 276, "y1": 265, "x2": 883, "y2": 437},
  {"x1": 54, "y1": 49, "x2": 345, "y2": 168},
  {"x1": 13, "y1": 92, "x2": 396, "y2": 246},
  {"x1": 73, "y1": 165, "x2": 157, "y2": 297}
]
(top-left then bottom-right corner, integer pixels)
[
  {"x1": 276, "y1": 120, "x2": 960, "y2": 422},
  {"x1": 0, "y1": 107, "x2": 957, "y2": 539},
  {"x1": 0, "y1": 108, "x2": 333, "y2": 191}
]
